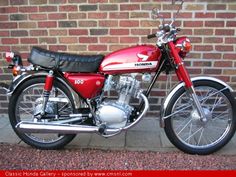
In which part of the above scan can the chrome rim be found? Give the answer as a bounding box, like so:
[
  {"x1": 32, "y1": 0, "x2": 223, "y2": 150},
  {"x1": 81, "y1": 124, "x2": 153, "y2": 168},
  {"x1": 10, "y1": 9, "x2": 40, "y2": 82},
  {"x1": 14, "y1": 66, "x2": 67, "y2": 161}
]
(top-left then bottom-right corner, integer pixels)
[
  {"x1": 15, "y1": 83, "x2": 73, "y2": 144},
  {"x1": 171, "y1": 86, "x2": 232, "y2": 149}
]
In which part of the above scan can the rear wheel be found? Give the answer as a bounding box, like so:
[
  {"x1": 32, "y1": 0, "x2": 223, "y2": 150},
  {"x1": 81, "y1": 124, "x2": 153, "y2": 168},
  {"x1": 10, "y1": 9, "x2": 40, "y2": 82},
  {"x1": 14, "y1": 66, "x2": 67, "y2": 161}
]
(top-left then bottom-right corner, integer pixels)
[
  {"x1": 164, "y1": 80, "x2": 236, "y2": 155},
  {"x1": 9, "y1": 77, "x2": 76, "y2": 150}
]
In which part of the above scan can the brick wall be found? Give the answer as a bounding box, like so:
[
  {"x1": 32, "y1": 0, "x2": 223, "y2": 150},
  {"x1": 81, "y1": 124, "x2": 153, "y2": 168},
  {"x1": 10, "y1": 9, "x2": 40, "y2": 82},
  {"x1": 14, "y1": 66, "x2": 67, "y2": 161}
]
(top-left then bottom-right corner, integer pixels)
[{"x1": 0, "y1": 0, "x2": 236, "y2": 115}]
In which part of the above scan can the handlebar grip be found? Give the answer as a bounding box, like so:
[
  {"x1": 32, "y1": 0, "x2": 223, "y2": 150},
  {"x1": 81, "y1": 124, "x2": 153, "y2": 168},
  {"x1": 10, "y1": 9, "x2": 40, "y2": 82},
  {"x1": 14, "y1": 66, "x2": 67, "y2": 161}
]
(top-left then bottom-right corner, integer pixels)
[{"x1": 147, "y1": 33, "x2": 156, "y2": 39}]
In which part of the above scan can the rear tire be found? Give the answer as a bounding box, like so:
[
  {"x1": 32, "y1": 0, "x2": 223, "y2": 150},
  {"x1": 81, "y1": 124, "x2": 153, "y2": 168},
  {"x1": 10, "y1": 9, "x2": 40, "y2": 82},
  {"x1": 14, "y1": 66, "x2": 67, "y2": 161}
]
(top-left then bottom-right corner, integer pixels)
[
  {"x1": 164, "y1": 80, "x2": 236, "y2": 155},
  {"x1": 9, "y1": 77, "x2": 76, "y2": 150}
]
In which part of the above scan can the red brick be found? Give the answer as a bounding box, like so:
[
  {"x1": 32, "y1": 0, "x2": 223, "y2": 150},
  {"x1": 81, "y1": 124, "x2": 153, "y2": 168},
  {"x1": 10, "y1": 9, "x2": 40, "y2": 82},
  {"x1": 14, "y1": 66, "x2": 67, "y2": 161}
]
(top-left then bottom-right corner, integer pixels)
[
  {"x1": 49, "y1": 0, "x2": 67, "y2": 3},
  {"x1": 214, "y1": 61, "x2": 232, "y2": 67},
  {"x1": 110, "y1": 29, "x2": 129, "y2": 35},
  {"x1": 195, "y1": 13, "x2": 215, "y2": 18},
  {"x1": 120, "y1": 37, "x2": 139, "y2": 43},
  {"x1": 88, "y1": 13, "x2": 107, "y2": 19},
  {"x1": 204, "y1": 69, "x2": 222, "y2": 75},
  {"x1": 207, "y1": 4, "x2": 226, "y2": 10},
  {"x1": 194, "y1": 29, "x2": 213, "y2": 35},
  {"x1": 0, "y1": 7, "x2": 18, "y2": 13},
  {"x1": 19, "y1": 6, "x2": 38, "y2": 13},
  {"x1": 0, "y1": 15, "x2": 8, "y2": 21},
  {"x1": 186, "y1": 4, "x2": 205, "y2": 10},
  {"x1": 88, "y1": 0, "x2": 108, "y2": 2},
  {"x1": 120, "y1": 20, "x2": 139, "y2": 27},
  {"x1": 38, "y1": 21, "x2": 57, "y2": 28},
  {"x1": 68, "y1": 45, "x2": 87, "y2": 51},
  {"x1": 79, "y1": 37, "x2": 98, "y2": 43},
  {"x1": 189, "y1": 37, "x2": 202, "y2": 43},
  {"x1": 99, "y1": 21, "x2": 117, "y2": 28},
  {"x1": 30, "y1": 30, "x2": 48, "y2": 36},
  {"x1": 48, "y1": 13, "x2": 67, "y2": 20},
  {"x1": 215, "y1": 29, "x2": 234, "y2": 36},
  {"x1": 109, "y1": 12, "x2": 129, "y2": 19},
  {"x1": 49, "y1": 29, "x2": 67, "y2": 36},
  {"x1": 100, "y1": 37, "x2": 119, "y2": 43},
  {"x1": 79, "y1": 21, "x2": 97, "y2": 27},
  {"x1": 59, "y1": 37, "x2": 77, "y2": 44},
  {"x1": 226, "y1": 21, "x2": 236, "y2": 27},
  {"x1": 39, "y1": 6, "x2": 57, "y2": 12},
  {"x1": 1, "y1": 38, "x2": 19, "y2": 44},
  {"x1": 205, "y1": 21, "x2": 224, "y2": 27},
  {"x1": 69, "y1": 29, "x2": 88, "y2": 36},
  {"x1": 216, "y1": 13, "x2": 236, "y2": 19},
  {"x1": 130, "y1": 12, "x2": 149, "y2": 18},
  {"x1": 19, "y1": 22, "x2": 37, "y2": 28},
  {"x1": 0, "y1": 31, "x2": 9, "y2": 37},
  {"x1": 140, "y1": 20, "x2": 160, "y2": 27},
  {"x1": 184, "y1": 21, "x2": 203, "y2": 27},
  {"x1": 88, "y1": 45, "x2": 107, "y2": 51},
  {"x1": 11, "y1": 30, "x2": 28, "y2": 37},
  {"x1": 194, "y1": 45, "x2": 213, "y2": 51},
  {"x1": 120, "y1": 4, "x2": 140, "y2": 11},
  {"x1": 39, "y1": 38, "x2": 57, "y2": 44},
  {"x1": 223, "y1": 53, "x2": 236, "y2": 60},
  {"x1": 0, "y1": 22, "x2": 17, "y2": 29},
  {"x1": 131, "y1": 29, "x2": 150, "y2": 35},
  {"x1": 21, "y1": 38, "x2": 38, "y2": 44},
  {"x1": 179, "y1": 12, "x2": 193, "y2": 18},
  {"x1": 59, "y1": 5, "x2": 78, "y2": 12},
  {"x1": 203, "y1": 53, "x2": 222, "y2": 59},
  {"x1": 215, "y1": 45, "x2": 234, "y2": 52},
  {"x1": 29, "y1": 14, "x2": 47, "y2": 20},
  {"x1": 49, "y1": 45, "x2": 67, "y2": 51},
  {"x1": 109, "y1": 45, "x2": 129, "y2": 51},
  {"x1": 225, "y1": 37, "x2": 236, "y2": 44},
  {"x1": 204, "y1": 37, "x2": 223, "y2": 43},
  {"x1": 99, "y1": 4, "x2": 118, "y2": 11},
  {"x1": 68, "y1": 13, "x2": 86, "y2": 19}
]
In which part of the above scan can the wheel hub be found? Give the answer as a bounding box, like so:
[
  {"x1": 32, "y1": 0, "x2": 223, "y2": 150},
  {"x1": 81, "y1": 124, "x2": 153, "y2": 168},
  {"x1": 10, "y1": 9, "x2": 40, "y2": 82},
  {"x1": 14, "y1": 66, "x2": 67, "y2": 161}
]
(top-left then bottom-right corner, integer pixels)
[{"x1": 191, "y1": 107, "x2": 212, "y2": 125}]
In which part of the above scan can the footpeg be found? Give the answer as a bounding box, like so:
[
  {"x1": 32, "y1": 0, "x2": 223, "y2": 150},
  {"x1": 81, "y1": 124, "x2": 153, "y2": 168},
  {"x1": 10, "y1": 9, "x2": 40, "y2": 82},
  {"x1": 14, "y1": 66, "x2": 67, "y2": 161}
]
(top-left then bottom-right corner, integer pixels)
[{"x1": 98, "y1": 124, "x2": 106, "y2": 134}]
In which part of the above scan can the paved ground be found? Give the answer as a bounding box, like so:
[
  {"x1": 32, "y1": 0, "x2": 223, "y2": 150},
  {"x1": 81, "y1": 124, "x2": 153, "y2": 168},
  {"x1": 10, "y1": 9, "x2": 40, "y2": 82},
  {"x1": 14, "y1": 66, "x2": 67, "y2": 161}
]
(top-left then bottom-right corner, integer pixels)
[{"x1": 0, "y1": 114, "x2": 236, "y2": 155}]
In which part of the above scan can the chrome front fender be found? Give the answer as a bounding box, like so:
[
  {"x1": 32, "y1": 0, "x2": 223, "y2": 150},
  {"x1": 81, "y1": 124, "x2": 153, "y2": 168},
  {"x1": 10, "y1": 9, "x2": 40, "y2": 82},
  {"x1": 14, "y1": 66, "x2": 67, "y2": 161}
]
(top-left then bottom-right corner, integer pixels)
[
  {"x1": 159, "y1": 76, "x2": 234, "y2": 128},
  {"x1": 7, "y1": 72, "x2": 81, "y2": 109}
]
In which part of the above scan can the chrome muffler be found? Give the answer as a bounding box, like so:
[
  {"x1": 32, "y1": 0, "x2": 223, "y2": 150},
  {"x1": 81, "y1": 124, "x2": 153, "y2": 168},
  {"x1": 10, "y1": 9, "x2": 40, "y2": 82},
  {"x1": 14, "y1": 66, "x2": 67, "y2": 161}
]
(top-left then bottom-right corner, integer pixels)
[{"x1": 16, "y1": 122, "x2": 100, "y2": 134}]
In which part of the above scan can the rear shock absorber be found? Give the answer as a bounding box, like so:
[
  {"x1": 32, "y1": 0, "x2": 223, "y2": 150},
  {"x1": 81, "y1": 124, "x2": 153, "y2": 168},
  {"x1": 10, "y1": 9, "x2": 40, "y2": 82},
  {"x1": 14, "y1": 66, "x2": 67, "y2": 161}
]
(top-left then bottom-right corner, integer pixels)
[{"x1": 40, "y1": 70, "x2": 54, "y2": 116}]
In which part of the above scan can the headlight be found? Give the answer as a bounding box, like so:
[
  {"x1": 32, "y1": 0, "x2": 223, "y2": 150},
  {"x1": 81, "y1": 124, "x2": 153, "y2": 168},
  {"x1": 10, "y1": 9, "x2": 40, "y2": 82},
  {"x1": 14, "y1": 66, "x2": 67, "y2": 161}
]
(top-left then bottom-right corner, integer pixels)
[{"x1": 175, "y1": 37, "x2": 192, "y2": 58}]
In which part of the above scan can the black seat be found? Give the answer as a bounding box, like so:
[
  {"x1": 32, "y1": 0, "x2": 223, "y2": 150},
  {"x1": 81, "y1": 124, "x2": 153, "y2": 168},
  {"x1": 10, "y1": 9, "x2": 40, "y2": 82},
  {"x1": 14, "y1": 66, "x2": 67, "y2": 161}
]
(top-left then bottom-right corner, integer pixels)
[{"x1": 28, "y1": 47, "x2": 104, "y2": 73}]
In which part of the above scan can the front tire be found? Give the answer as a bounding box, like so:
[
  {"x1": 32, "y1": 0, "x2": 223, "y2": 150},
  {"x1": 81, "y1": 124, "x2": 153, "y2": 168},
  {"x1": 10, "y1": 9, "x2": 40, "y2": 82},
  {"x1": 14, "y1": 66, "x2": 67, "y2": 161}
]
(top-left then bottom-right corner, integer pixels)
[
  {"x1": 9, "y1": 77, "x2": 76, "y2": 150},
  {"x1": 164, "y1": 80, "x2": 236, "y2": 155}
]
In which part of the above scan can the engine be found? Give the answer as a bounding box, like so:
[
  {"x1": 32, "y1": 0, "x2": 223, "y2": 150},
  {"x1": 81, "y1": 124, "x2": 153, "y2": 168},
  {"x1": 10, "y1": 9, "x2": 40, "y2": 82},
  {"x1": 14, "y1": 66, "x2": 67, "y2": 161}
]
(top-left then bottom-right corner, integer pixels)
[{"x1": 96, "y1": 75, "x2": 141, "y2": 128}]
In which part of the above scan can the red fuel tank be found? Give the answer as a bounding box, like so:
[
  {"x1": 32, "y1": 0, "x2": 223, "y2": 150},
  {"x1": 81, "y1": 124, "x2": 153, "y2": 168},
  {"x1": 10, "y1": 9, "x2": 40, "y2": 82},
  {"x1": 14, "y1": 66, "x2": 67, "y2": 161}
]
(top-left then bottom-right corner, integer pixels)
[
  {"x1": 64, "y1": 73, "x2": 105, "y2": 99},
  {"x1": 99, "y1": 45, "x2": 161, "y2": 74}
]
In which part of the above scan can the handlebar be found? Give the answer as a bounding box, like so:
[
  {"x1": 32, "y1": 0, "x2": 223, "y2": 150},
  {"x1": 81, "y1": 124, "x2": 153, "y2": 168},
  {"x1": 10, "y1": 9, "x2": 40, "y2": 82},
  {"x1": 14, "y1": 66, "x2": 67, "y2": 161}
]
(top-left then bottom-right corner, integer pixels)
[{"x1": 147, "y1": 33, "x2": 157, "y2": 39}]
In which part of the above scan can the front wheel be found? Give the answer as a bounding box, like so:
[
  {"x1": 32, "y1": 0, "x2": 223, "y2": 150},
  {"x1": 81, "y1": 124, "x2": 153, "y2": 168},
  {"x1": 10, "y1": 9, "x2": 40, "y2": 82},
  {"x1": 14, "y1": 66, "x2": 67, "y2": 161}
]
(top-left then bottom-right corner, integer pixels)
[{"x1": 164, "y1": 80, "x2": 236, "y2": 155}]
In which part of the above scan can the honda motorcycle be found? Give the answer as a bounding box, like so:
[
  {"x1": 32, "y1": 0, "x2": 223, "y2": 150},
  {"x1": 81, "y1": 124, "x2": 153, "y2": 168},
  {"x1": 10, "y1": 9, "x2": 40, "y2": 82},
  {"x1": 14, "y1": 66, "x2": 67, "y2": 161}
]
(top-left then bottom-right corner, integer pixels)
[{"x1": 2, "y1": 0, "x2": 236, "y2": 155}]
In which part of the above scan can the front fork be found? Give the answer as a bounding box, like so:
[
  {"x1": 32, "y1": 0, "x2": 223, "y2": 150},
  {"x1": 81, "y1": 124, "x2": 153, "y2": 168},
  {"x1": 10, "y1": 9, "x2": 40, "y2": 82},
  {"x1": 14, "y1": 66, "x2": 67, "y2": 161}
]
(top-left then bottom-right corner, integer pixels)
[
  {"x1": 40, "y1": 70, "x2": 54, "y2": 116},
  {"x1": 168, "y1": 42, "x2": 207, "y2": 122}
]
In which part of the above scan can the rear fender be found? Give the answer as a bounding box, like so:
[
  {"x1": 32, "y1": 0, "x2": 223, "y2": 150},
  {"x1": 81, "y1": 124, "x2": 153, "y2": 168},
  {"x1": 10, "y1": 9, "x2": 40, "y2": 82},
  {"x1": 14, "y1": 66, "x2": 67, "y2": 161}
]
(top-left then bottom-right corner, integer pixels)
[
  {"x1": 7, "y1": 73, "x2": 81, "y2": 109},
  {"x1": 160, "y1": 76, "x2": 234, "y2": 128}
]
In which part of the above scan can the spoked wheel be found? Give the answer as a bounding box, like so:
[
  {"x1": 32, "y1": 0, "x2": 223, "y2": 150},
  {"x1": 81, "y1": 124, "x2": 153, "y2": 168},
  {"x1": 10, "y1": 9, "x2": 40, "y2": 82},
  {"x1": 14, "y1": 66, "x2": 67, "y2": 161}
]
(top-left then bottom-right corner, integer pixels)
[
  {"x1": 164, "y1": 80, "x2": 236, "y2": 155},
  {"x1": 9, "y1": 77, "x2": 77, "y2": 149}
]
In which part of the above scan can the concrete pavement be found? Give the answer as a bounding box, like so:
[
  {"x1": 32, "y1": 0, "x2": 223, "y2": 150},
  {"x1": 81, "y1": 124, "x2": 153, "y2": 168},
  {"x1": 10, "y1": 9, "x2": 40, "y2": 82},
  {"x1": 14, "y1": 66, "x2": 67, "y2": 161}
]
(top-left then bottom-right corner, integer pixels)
[{"x1": 0, "y1": 114, "x2": 236, "y2": 155}]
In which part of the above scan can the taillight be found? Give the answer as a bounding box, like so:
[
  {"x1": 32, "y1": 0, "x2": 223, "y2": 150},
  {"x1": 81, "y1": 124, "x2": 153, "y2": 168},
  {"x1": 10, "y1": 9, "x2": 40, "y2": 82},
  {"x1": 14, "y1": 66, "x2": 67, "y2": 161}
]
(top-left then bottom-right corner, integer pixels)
[{"x1": 5, "y1": 52, "x2": 14, "y2": 62}]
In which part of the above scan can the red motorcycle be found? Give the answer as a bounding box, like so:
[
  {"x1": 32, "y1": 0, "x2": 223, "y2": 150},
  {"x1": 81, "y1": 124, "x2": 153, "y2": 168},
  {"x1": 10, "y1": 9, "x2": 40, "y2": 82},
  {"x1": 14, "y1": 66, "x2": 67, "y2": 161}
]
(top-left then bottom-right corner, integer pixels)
[{"x1": 3, "y1": 0, "x2": 236, "y2": 155}]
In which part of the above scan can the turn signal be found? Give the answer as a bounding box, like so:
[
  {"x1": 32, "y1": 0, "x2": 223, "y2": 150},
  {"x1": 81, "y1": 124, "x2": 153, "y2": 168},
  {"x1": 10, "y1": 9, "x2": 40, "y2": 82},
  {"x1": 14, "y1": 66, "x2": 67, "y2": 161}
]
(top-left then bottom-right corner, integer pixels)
[
  {"x1": 182, "y1": 39, "x2": 192, "y2": 53},
  {"x1": 12, "y1": 66, "x2": 20, "y2": 76}
]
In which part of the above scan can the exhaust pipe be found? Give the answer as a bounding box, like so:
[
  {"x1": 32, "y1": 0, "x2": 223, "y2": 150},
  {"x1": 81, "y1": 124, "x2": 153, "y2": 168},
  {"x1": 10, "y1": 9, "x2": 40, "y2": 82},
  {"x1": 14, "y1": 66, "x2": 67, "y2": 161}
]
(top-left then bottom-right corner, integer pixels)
[
  {"x1": 16, "y1": 122, "x2": 100, "y2": 134},
  {"x1": 16, "y1": 93, "x2": 149, "y2": 135}
]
